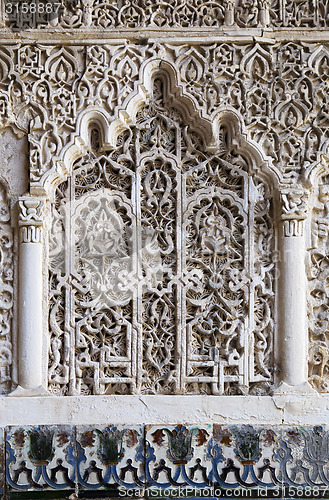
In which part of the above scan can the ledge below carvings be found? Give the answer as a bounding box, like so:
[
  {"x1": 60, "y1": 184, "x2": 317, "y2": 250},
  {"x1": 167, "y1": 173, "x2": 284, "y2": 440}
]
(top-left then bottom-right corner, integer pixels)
[{"x1": 0, "y1": 393, "x2": 327, "y2": 427}]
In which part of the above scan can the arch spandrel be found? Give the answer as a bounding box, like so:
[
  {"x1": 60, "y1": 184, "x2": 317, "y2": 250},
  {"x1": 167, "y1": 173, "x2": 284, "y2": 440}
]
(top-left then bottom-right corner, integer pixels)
[{"x1": 32, "y1": 59, "x2": 280, "y2": 200}]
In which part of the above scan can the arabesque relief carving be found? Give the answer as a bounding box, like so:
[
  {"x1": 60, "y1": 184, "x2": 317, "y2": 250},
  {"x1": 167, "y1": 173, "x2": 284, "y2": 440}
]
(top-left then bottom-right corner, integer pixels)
[
  {"x1": 0, "y1": 33, "x2": 328, "y2": 394},
  {"x1": 308, "y1": 178, "x2": 329, "y2": 392},
  {"x1": 48, "y1": 78, "x2": 275, "y2": 396},
  {"x1": 3, "y1": 0, "x2": 329, "y2": 30},
  {"x1": 0, "y1": 184, "x2": 13, "y2": 394},
  {"x1": 14, "y1": 41, "x2": 329, "y2": 193}
]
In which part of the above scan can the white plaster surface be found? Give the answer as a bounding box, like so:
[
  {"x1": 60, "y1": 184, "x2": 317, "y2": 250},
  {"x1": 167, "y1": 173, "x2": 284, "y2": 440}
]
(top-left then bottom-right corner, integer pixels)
[
  {"x1": 0, "y1": 128, "x2": 28, "y2": 202},
  {"x1": 0, "y1": 394, "x2": 328, "y2": 426}
]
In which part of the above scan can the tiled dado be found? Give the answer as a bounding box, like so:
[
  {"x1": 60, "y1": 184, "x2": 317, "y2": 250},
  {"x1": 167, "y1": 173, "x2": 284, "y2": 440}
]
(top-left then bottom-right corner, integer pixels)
[
  {"x1": 76, "y1": 425, "x2": 144, "y2": 495},
  {"x1": 6, "y1": 425, "x2": 75, "y2": 496},
  {"x1": 145, "y1": 424, "x2": 213, "y2": 497},
  {"x1": 1, "y1": 425, "x2": 329, "y2": 497}
]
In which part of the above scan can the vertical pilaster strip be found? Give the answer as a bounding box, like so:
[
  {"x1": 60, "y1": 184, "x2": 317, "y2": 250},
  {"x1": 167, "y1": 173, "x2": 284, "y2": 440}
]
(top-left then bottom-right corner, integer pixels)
[
  {"x1": 15, "y1": 197, "x2": 48, "y2": 395},
  {"x1": 278, "y1": 189, "x2": 308, "y2": 388}
]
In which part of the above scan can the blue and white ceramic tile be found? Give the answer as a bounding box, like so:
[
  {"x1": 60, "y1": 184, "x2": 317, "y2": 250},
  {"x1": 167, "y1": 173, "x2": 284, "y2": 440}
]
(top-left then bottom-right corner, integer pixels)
[
  {"x1": 279, "y1": 426, "x2": 329, "y2": 489},
  {"x1": 4, "y1": 423, "x2": 329, "y2": 498},
  {"x1": 6, "y1": 425, "x2": 75, "y2": 493},
  {"x1": 145, "y1": 424, "x2": 212, "y2": 497},
  {"x1": 212, "y1": 425, "x2": 282, "y2": 495},
  {"x1": 76, "y1": 424, "x2": 144, "y2": 496}
]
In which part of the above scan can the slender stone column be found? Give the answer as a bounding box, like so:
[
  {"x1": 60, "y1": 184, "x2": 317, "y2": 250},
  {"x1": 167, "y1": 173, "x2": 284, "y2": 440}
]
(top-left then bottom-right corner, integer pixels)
[
  {"x1": 277, "y1": 189, "x2": 309, "y2": 388},
  {"x1": 11, "y1": 197, "x2": 48, "y2": 396}
]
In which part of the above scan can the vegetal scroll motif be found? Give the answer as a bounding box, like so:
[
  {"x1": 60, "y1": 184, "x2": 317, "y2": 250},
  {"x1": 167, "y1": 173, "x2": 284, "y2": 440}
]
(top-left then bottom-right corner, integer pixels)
[
  {"x1": 4, "y1": 0, "x2": 329, "y2": 30},
  {"x1": 48, "y1": 78, "x2": 275, "y2": 396},
  {"x1": 308, "y1": 178, "x2": 329, "y2": 392},
  {"x1": 0, "y1": 183, "x2": 13, "y2": 393}
]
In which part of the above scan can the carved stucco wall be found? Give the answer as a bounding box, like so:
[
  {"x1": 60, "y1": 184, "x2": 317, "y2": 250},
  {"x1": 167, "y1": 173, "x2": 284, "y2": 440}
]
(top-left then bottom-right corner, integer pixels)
[
  {"x1": 0, "y1": 35, "x2": 327, "y2": 397},
  {"x1": 1, "y1": 1, "x2": 329, "y2": 497},
  {"x1": 0, "y1": 1, "x2": 329, "y2": 399},
  {"x1": 0, "y1": 1, "x2": 328, "y2": 392},
  {"x1": 46, "y1": 77, "x2": 276, "y2": 397}
]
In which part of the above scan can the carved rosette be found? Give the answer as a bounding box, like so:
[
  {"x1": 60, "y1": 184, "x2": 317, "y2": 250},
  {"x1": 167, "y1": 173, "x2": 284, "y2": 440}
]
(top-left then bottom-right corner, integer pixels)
[{"x1": 0, "y1": 183, "x2": 13, "y2": 393}]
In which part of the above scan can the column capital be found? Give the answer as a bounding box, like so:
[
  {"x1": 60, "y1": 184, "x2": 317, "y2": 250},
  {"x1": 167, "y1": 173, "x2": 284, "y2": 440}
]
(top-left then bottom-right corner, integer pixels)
[
  {"x1": 279, "y1": 188, "x2": 309, "y2": 237},
  {"x1": 18, "y1": 197, "x2": 46, "y2": 243},
  {"x1": 18, "y1": 196, "x2": 46, "y2": 226}
]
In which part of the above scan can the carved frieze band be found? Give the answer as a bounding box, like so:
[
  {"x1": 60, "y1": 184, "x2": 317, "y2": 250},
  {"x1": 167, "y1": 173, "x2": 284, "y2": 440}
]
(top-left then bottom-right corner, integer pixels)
[{"x1": 2, "y1": 0, "x2": 329, "y2": 30}]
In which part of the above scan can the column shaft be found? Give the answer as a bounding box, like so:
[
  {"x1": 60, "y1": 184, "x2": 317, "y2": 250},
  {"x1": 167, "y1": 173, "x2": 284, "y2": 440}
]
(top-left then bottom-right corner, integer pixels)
[
  {"x1": 13, "y1": 197, "x2": 47, "y2": 395},
  {"x1": 18, "y1": 229, "x2": 43, "y2": 389},
  {"x1": 278, "y1": 219, "x2": 307, "y2": 386}
]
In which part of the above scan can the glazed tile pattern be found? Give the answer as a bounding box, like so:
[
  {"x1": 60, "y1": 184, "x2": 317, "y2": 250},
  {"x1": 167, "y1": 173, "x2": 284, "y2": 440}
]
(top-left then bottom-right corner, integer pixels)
[
  {"x1": 145, "y1": 424, "x2": 212, "y2": 497},
  {"x1": 2, "y1": 424, "x2": 329, "y2": 497},
  {"x1": 6, "y1": 425, "x2": 75, "y2": 493},
  {"x1": 280, "y1": 426, "x2": 329, "y2": 488},
  {"x1": 76, "y1": 424, "x2": 144, "y2": 495},
  {"x1": 212, "y1": 425, "x2": 281, "y2": 495}
]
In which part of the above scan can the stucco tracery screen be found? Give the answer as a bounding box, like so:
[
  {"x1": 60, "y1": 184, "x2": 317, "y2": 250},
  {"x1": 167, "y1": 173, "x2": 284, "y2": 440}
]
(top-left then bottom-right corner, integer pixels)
[{"x1": 48, "y1": 78, "x2": 275, "y2": 396}]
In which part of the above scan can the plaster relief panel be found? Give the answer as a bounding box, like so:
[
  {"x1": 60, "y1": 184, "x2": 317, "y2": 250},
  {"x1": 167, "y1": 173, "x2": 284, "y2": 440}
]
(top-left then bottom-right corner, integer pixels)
[
  {"x1": 308, "y1": 177, "x2": 329, "y2": 392},
  {"x1": 48, "y1": 77, "x2": 276, "y2": 396},
  {"x1": 0, "y1": 183, "x2": 12, "y2": 394},
  {"x1": 0, "y1": 3, "x2": 326, "y2": 400}
]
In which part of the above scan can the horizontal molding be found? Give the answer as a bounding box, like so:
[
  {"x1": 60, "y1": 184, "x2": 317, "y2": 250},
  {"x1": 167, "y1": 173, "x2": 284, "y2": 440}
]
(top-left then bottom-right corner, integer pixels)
[
  {"x1": 2, "y1": 29, "x2": 329, "y2": 43},
  {"x1": 0, "y1": 394, "x2": 327, "y2": 426}
]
